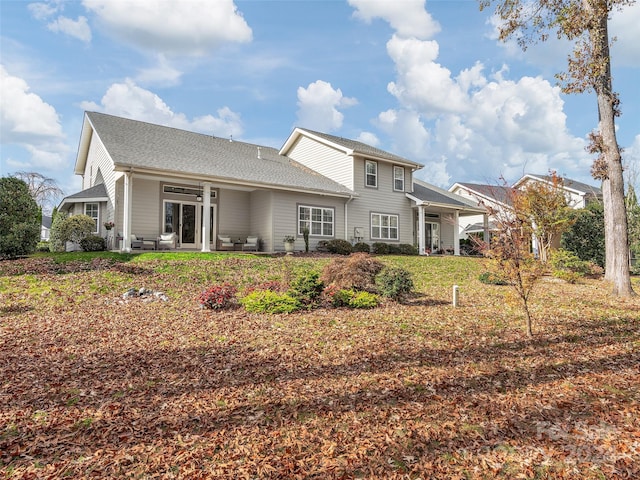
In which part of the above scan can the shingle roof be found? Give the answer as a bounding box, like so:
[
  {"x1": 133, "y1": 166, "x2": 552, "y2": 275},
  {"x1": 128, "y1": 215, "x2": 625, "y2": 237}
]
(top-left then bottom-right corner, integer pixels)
[
  {"x1": 85, "y1": 112, "x2": 355, "y2": 197},
  {"x1": 523, "y1": 174, "x2": 602, "y2": 196},
  {"x1": 295, "y1": 128, "x2": 423, "y2": 168},
  {"x1": 61, "y1": 183, "x2": 108, "y2": 201},
  {"x1": 453, "y1": 182, "x2": 514, "y2": 207},
  {"x1": 411, "y1": 179, "x2": 486, "y2": 211},
  {"x1": 58, "y1": 183, "x2": 109, "y2": 210}
]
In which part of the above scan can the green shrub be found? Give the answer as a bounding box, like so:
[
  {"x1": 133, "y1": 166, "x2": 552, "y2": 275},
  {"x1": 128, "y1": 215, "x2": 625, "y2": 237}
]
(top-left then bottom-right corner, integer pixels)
[
  {"x1": 36, "y1": 241, "x2": 50, "y2": 252},
  {"x1": 316, "y1": 240, "x2": 330, "y2": 253},
  {"x1": 372, "y1": 242, "x2": 389, "y2": 254},
  {"x1": 478, "y1": 271, "x2": 509, "y2": 285},
  {"x1": 0, "y1": 177, "x2": 40, "y2": 259},
  {"x1": 49, "y1": 211, "x2": 68, "y2": 252},
  {"x1": 325, "y1": 239, "x2": 353, "y2": 255},
  {"x1": 349, "y1": 291, "x2": 379, "y2": 309},
  {"x1": 375, "y1": 266, "x2": 414, "y2": 300},
  {"x1": 240, "y1": 290, "x2": 300, "y2": 314},
  {"x1": 387, "y1": 244, "x2": 401, "y2": 254},
  {"x1": 80, "y1": 235, "x2": 106, "y2": 252},
  {"x1": 550, "y1": 248, "x2": 591, "y2": 283},
  {"x1": 353, "y1": 242, "x2": 370, "y2": 253},
  {"x1": 330, "y1": 288, "x2": 355, "y2": 307},
  {"x1": 321, "y1": 253, "x2": 384, "y2": 291},
  {"x1": 288, "y1": 271, "x2": 324, "y2": 307},
  {"x1": 398, "y1": 244, "x2": 418, "y2": 255}
]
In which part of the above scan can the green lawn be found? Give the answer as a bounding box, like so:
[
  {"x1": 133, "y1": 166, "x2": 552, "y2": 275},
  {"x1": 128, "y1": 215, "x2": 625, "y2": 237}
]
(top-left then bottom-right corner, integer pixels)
[{"x1": 1, "y1": 253, "x2": 639, "y2": 479}]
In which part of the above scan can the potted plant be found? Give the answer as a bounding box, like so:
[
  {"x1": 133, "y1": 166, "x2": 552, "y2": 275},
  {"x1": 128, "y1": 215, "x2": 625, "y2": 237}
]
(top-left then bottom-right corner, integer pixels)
[
  {"x1": 103, "y1": 221, "x2": 114, "y2": 231},
  {"x1": 283, "y1": 235, "x2": 295, "y2": 254}
]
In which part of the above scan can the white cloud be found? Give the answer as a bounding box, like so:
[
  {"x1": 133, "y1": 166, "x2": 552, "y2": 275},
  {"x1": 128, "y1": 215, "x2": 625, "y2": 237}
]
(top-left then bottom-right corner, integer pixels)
[
  {"x1": 0, "y1": 65, "x2": 69, "y2": 169},
  {"x1": 135, "y1": 55, "x2": 183, "y2": 87},
  {"x1": 356, "y1": 131, "x2": 380, "y2": 147},
  {"x1": 47, "y1": 15, "x2": 92, "y2": 42},
  {"x1": 80, "y1": 79, "x2": 243, "y2": 138},
  {"x1": 28, "y1": 1, "x2": 62, "y2": 21},
  {"x1": 611, "y1": 3, "x2": 640, "y2": 67},
  {"x1": 348, "y1": 0, "x2": 440, "y2": 39},
  {"x1": 353, "y1": 2, "x2": 594, "y2": 188},
  {"x1": 375, "y1": 108, "x2": 430, "y2": 160},
  {"x1": 82, "y1": 0, "x2": 252, "y2": 56},
  {"x1": 386, "y1": 35, "x2": 469, "y2": 117},
  {"x1": 296, "y1": 80, "x2": 357, "y2": 132}
]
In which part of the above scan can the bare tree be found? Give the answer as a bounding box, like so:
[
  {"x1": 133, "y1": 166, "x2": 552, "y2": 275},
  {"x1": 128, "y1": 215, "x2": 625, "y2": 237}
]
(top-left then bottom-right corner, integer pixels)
[
  {"x1": 480, "y1": 0, "x2": 635, "y2": 296},
  {"x1": 11, "y1": 171, "x2": 64, "y2": 214}
]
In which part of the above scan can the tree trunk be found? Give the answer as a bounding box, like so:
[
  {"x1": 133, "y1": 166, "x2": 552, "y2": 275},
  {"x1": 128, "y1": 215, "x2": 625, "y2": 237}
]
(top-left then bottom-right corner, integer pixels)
[{"x1": 590, "y1": 3, "x2": 635, "y2": 296}]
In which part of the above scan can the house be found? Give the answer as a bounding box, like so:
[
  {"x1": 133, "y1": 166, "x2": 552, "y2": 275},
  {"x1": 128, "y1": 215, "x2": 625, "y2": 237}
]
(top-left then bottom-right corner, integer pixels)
[
  {"x1": 41, "y1": 215, "x2": 52, "y2": 241},
  {"x1": 58, "y1": 111, "x2": 486, "y2": 254},
  {"x1": 449, "y1": 174, "x2": 603, "y2": 243}
]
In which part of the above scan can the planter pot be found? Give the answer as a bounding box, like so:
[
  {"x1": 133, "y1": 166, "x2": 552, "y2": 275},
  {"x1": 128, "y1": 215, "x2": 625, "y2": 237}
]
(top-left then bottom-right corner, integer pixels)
[{"x1": 284, "y1": 241, "x2": 295, "y2": 254}]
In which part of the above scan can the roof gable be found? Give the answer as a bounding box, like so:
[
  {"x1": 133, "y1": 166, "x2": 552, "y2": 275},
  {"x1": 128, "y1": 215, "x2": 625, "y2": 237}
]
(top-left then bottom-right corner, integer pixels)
[
  {"x1": 280, "y1": 127, "x2": 423, "y2": 169},
  {"x1": 514, "y1": 173, "x2": 602, "y2": 196},
  {"x1": 450, "y1": 182, "x2": 514, "y2": 208}
]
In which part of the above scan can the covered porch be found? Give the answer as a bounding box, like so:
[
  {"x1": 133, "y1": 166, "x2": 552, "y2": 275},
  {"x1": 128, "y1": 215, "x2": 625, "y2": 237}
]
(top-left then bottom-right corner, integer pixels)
[{"x1": 408, "y1": 180, "x2": 489, "y2": 256}]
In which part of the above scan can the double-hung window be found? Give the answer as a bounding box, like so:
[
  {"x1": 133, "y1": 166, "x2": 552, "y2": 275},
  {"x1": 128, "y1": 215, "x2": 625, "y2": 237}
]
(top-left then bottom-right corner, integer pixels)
[
  {"x1": 84, "y1": 203, "x2": 99, "y2": 233},
  {"x1": 371, "y1": 213, "x2": 399, "y2": 240},
  {"x1": 393, "y1": 166, "x2": 405, "y2": 191},
  {"x1": 298, "y1": 205, "x2": 334, "y2": 237},
  {"x1": 365, "y1": 160, "x2": 378, "y2": 187}
]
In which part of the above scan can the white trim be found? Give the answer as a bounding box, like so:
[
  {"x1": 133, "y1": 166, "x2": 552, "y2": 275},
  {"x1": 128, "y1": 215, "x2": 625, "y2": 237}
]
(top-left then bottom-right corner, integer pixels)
[{"x1": 371, "y1": 212, "x2": 399, "y2": 241}]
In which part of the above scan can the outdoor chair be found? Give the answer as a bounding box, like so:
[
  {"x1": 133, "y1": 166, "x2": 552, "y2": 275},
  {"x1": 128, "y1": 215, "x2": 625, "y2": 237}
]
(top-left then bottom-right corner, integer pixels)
[
  {"x1": 243, "y1": 236, "x2": 259, "y2": 251},
  {"x1": 157, "y1": 232, "x2": 178, "y2": 250},
  {"x1": 218, "y1": 235, "x2": 234, "y2": 251}
]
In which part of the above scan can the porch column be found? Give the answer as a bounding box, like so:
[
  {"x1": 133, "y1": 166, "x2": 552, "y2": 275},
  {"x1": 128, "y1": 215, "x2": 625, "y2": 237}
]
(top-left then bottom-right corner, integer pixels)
[
  {"x1": 201, "y1": 183, "x2": 211, "y2": 252},
  {"x1": 122, "y1": 172, "x2": 132, "y2": 252},
  {"x1": 418, "y1": 205, "x2": 426, "y2": 255},
  {"x1": 483, "y1": 213, "x2": 489, "y2": 244},
  {"x1": 453, "y1": 210, "x2": 460, "y2": 256}
]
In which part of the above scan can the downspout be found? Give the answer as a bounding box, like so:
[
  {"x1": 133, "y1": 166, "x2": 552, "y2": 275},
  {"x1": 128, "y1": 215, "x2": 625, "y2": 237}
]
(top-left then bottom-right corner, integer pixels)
[{"x1": 344, "y1": 195, "x2": 355, "y2": 241}]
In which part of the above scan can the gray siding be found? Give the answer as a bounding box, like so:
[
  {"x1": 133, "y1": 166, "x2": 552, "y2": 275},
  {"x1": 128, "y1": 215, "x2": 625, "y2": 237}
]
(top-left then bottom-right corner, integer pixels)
[
  {"x1": 286, "y1": 136, "x2": 354, "y2": 190},
  {"x1": 218, "y1": 189, "x2": 251, "y2": 241},
  {"x1": 131, "y1": 178, "x2": 160, "y2": 238},
  {"x1": 271, "y1": 191, "x2": 346, "y2": 252},
  {"x1": 85, "y1": 134, "x2": 116, "y2": 231},
  {"x1": 249, "y1": 190, "x2": 273, "y2": 252},
  {"x1": 349, "y1": 156, "x2": 415, "y2": 245}
]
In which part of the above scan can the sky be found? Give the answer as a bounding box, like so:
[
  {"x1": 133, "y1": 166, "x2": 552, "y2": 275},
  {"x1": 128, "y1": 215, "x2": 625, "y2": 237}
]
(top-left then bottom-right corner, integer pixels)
[{"x1": 1, "y1": 0, "x2": 639, "y2": 211}]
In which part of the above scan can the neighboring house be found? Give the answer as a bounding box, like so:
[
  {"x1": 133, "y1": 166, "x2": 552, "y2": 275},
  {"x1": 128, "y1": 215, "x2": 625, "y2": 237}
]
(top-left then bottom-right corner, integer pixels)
[
  {"x1": 449, "y1": 174, "x2": 603, "y2": 242},
  {"x1": 58, "y1": 111, "x2": 486, "y2": 254},
  {"x1": 512, "y1": 174, "x2": 602, "y2": 209},
  {"x1": 41, "y1": 215, "x2": 52, "y2": 241}
]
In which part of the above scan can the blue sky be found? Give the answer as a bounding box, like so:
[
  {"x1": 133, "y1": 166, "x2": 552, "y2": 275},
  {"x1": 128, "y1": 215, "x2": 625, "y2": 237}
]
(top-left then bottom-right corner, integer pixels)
[{"x1": 2, "y1": 0, "x2": 639, "y2": 211}]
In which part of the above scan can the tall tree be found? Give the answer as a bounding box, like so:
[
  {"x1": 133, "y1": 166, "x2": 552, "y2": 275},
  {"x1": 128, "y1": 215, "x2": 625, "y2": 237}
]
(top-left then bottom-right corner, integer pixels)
[
  {"x1": 480, "y1": 0, "x2": 635, "y2": 296},
  {"x1": 11, "y1": 171, "x2": 64, "y2": 214}
]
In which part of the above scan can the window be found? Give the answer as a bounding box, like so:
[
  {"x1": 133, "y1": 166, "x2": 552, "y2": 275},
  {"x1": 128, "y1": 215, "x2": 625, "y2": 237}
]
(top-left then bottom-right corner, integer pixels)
[
  {"x1": 365, "y1": 160, "x2": 377, "y2": 187},
  {"x1": 393, "y1": 166, "x2": 405, "y2": 191},
  {"x1": 84, "y1": 203, "x2": 99, "y2": 233},
  {"x1": 371, "y1": 213, "x2": 399, "y2": 240},
  {"x1": 298, "y1": 205, "x2": 334, "y2": 237}
]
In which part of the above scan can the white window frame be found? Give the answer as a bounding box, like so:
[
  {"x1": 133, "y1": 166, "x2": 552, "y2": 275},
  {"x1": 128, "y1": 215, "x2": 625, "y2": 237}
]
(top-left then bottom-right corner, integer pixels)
[
  {"x1": 371, "y1": 213, "x2": 399, "y2": 240},
  {"x1": 393, "y1": 166, "x2": 405, "y2": 191},
  {"x1": 365, "y1": 160, "x2": 378, "y2": 188},
  {"x1": 298, "y1": 205, "x2": 334, "y2": 237},
  {"x1": 84, "y1": 203, "x2": 99, "y2": 233}
]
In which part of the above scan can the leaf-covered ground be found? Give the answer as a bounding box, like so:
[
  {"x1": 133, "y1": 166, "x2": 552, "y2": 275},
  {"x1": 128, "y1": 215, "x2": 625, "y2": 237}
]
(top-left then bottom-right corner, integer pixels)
[{"x1": 1, "y1": 254, "x2": 639, "y2": 479}]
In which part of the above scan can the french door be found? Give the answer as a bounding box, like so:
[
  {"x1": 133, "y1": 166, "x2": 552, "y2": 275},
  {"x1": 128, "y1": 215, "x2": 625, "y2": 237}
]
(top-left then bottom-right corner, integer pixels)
[{"x1": 164, "y1": 201, "x2": 216, "y2": 249}]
